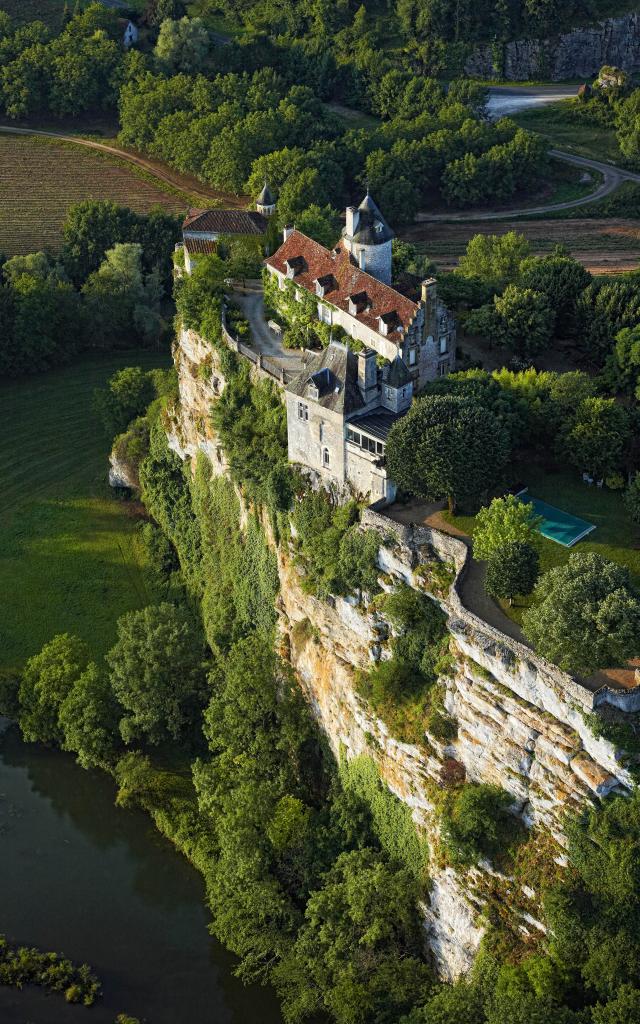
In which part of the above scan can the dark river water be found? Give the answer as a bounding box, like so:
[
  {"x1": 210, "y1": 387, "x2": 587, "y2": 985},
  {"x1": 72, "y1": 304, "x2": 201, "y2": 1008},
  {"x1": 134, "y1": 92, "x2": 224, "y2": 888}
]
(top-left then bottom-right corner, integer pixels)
[{"x1": 0, "y1": 724, "x2": 283, "y2": 1024}]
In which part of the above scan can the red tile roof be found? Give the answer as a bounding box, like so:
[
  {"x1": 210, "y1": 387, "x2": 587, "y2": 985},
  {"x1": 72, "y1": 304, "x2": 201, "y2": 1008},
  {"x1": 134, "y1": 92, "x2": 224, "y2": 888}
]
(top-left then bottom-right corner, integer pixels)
[
  {"x1": 265, "y1": 231, "x2": 419, "y2": 342},
  {"x1": 184, "y1": 237, "x2": 217, "y2": 255},
  {"x1": 183, "y1": 208, "x2": 268, "y2": 236}
]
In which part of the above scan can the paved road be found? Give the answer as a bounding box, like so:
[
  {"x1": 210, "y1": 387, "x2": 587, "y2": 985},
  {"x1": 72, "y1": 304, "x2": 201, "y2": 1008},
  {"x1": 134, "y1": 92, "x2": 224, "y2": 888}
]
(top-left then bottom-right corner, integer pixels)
[
  {"x1": 486, "y1": 84, "x2": 578, "y2": 119},
  {"x1": 0, "y1": 124, "x2": 243, "y2": 207},
  {"x1": 418, "y1": 150, "x2": 640, "y2": 221},
  {"x1": 231, "y1": 283, "x2": 305, "y2": 377}
]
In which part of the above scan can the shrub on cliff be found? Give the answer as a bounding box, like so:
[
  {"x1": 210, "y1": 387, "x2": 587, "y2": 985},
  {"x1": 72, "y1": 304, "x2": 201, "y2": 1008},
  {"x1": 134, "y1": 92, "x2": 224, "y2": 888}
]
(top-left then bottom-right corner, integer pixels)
[
  {"x1": 522, "y1": 552, "x2": 640, "y2": 675},
  {"x1": 441, "y1": 783, "x2": 518, "y2": 867}
]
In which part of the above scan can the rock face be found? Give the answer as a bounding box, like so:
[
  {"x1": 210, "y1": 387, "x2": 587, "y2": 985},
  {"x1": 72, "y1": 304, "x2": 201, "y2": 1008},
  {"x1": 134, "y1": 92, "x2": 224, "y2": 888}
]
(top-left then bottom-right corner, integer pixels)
[
  {"x1": 167, "y1": 328, "x2": 229, "y2": 470},
  {"x1": 465, "y1": 11, "x2": 640, "y2": 80},
  {"x1": 170, "y1": 324, "x2": 634, "y2": 980}
]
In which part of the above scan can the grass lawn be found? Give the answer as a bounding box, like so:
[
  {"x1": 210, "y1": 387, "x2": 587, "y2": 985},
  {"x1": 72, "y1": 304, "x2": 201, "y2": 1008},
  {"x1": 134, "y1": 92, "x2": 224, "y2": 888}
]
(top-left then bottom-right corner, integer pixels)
[
  {"x1": 444, "y1": 466, "x2": 640, "y2": 625},
  {"x1": 513, "y1": 100, "x2": 624, "y2": 165},
  {"x1": 0, "y1": 350, "x2": 170, "y2": 673}
]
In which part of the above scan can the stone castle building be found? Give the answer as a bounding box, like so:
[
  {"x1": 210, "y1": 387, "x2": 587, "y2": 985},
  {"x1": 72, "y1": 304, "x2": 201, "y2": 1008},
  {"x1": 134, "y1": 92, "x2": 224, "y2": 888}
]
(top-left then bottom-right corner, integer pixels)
[{"x1": 266, "y1": 192, "x2": 456, "y2": 503}]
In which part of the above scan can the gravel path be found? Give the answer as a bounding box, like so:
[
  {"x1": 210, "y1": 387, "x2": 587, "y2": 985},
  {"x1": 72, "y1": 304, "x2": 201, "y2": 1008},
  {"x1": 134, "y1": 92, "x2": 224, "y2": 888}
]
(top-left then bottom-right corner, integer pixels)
[{"x1": 231, "y1": 283, "x2": 305, "y2": 377}]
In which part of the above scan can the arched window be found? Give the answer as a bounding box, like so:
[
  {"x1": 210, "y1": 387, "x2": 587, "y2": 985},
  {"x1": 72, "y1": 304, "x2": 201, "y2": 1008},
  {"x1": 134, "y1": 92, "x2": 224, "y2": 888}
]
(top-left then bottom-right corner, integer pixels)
[{"x1": 322, "y1": 447, "x2": 330, "y2": 468}]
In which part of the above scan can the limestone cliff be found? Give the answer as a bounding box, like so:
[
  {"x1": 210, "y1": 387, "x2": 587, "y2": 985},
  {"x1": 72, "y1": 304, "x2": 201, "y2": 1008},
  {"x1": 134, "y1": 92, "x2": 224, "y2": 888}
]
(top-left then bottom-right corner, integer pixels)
[
  {"x1": 169, "y1": 326, "x2": 635, "y2": 980},
  {"x1": 465, "y1": 11, "x2": 640, "y2": 80}
]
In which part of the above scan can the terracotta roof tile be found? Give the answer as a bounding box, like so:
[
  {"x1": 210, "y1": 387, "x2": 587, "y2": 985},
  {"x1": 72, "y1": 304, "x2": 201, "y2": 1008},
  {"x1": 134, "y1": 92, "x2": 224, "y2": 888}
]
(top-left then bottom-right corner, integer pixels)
[
  {"x1": 183, "y1": 208, "x2": 268, "y2": 236},
  {"x1": 184, "y1": 237, "x2": 217, "y2": 256},
  {"x1": 265, "y1": 231, "x2": 419, "y2": 343}
]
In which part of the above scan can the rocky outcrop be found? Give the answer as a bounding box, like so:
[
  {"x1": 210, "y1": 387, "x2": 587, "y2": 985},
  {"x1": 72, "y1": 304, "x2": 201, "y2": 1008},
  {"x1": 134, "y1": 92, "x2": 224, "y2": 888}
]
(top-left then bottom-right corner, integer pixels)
[
  {"x1": 465, "y1": 11, "x2": 640, "y2": 81},
  {"x1": 167, "y1": 329, "x2": 228, "y2": 470}
]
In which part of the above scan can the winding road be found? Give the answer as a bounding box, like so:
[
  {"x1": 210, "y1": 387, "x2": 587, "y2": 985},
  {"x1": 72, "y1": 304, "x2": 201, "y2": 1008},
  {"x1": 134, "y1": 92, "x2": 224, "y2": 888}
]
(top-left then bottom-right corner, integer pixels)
[
  {"x1": 1, "y1": 84, "x2": 636, "y2": 222},
  {"x1": 418, "y1": 85, "x2": 640, "y2": 221}
]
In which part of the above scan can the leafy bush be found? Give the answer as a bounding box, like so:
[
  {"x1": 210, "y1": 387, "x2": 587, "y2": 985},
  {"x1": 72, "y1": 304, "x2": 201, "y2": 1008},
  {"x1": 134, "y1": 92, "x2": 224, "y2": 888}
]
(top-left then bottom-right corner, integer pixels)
[
  {"x1": 292, "y1": 491, "x2": 380, "y2": 598},
  {"x1": 441, "y1": 783, "x2": 519, "y2": 866}
]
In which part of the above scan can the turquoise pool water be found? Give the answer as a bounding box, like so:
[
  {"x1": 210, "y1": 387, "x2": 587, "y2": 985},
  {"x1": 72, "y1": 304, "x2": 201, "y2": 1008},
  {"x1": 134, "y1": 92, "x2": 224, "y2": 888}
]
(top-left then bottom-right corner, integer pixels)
[{"x1": 518, "y1": 493, "x2": 596, "y2": 547}]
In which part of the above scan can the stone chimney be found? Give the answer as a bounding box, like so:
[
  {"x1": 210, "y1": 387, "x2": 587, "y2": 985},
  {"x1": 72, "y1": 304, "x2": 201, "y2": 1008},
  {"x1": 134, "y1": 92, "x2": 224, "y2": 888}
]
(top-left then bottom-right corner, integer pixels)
[
  {"x1": 421, "y1": 277, "x2": 437, "y2": 339},
  {"x1": 345, "y1": 206, "x2": 359, "y2": 238},
  {"x1": 283, "y1": 225, "x2": 294, "y2": 242},
  {"x1": 358, "y1": 347, "x2": 378, "y2": 402}
]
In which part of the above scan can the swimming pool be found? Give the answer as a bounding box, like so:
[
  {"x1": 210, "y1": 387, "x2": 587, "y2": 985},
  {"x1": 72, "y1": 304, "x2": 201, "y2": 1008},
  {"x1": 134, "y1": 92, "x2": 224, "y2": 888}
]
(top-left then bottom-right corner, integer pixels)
[{"x1": 517, "y1": 492, "x2": 596, "y2": 547}]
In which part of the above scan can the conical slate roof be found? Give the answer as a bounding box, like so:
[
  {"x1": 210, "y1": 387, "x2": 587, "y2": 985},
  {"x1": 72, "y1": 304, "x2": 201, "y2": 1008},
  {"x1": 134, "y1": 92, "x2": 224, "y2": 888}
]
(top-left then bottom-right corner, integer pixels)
[
  {"x1": 257, "y1": 181, "x2": 275, "y2": 206},
  {"x1": 350, "y1": 191, "x2": 395, "y2": 246},
  {"x1": 386, "y1": 354, "x2": 412, "y2": 388}
]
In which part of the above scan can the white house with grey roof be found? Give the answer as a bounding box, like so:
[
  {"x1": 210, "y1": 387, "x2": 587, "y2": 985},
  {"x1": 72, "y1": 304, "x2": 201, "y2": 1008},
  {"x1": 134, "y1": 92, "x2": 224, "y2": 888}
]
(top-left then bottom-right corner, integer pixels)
[{"x1": 286, "y1": 341, "x2": 414, "y2": 504}]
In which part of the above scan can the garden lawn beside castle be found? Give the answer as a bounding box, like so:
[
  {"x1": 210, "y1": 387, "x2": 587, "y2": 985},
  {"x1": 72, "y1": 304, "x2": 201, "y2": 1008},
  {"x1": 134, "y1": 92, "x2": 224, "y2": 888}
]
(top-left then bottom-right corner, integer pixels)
[
  {"x1": 444, "y1": 464, "x2": 640, "y2": 624},
  {"x1": 0, "y1": 351, "x2": 169, "y2": 672}
]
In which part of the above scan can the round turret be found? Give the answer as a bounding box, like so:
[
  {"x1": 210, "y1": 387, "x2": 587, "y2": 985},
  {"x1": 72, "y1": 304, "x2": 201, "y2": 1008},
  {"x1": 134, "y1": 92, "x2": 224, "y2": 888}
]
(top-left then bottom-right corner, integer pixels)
[
  {"x1": 256, "y1": 180, "x2": 276, "y2": 217},
  {"x1": 342, "y1": 191, "x2": 394, "y2": 284}
]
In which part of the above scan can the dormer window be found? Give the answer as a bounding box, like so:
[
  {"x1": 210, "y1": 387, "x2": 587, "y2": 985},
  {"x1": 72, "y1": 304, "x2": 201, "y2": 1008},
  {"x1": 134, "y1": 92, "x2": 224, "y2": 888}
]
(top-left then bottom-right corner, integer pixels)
[
  {"x1": 315, "y1": 274, "x2": 335, "y2": 298},
  {"x1": 348, "y1": 291, "x2": 369, "y2": 316},
  {"x1": 285, "y1": 256, "x2": 305, "y2": 279},
  {"x1": 378, "y1": 311, "x2": 399, "y2": 337}
]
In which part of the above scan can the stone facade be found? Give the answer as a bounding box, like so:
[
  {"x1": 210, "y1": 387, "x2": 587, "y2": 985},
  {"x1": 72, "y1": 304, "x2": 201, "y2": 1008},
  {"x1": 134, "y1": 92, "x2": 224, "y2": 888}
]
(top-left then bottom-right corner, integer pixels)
[{"x1": 265, "y1": 196, "x2": 456, "y2": 392}]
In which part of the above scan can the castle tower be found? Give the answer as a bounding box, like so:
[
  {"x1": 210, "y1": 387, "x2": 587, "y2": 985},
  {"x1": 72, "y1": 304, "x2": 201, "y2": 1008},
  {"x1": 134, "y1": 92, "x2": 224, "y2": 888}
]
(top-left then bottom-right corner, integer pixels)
[
  {"x1": 342, "y1": 190, "x2": 394, "y2": 285},
  {"x1": 256, "y1": 180, "x2": 276, "y2": 217}
]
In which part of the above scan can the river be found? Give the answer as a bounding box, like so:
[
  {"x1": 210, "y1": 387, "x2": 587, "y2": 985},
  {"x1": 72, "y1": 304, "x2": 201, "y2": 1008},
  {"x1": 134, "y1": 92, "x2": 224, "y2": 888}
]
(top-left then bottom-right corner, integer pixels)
[{"x1": 0, "y1": 724, "x2": 283, "y2": 1024}]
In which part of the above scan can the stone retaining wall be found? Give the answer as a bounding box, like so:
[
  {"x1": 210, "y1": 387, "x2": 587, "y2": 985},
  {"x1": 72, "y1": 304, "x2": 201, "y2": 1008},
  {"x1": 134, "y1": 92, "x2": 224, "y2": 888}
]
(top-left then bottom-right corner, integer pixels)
[{"x1": 362, "y1": 507, "x2": 640, "y2": 715}]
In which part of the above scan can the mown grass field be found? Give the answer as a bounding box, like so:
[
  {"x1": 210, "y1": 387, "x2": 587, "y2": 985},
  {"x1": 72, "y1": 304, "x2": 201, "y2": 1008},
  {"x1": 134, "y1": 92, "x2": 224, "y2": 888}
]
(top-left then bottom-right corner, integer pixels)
[
  {"x1": 0, "y1": 134, "x2": 190, "y2": 256},
  {"x1": 0, "y1": 351, "x2": 170, "y2": 673},
  {"x1": 444, "y1": 466, "x2": 640, "y2": 626},
  {"x1": 513, "y1": 100, "x2": 624, "y2": 165}
]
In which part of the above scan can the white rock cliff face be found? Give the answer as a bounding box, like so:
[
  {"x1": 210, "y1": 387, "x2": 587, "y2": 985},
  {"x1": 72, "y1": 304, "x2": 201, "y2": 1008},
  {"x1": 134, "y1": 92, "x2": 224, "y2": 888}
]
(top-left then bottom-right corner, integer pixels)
[{"x1": 170, "y1": 326, "x2": 633, "y2": 980}]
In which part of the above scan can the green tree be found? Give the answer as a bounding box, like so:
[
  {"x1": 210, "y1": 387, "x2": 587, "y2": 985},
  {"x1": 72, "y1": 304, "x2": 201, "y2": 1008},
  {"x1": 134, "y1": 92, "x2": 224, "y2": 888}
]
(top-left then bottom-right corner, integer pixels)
[
  {"x1": 59, "y1": 663, "x2": 122, "y2": 769},
  {"x1": 522, "y1": 552, "x2": 640, "y2": 674},
  {"x1": 400, "y1": 983, "x2": 484, "y2": 1024},
  {"x1": 519, "y1": 251, "x2": 590, "y2": 337},
  {"x1": 608, "y1": 326, "x2": 640, "y2": 398},
  {"x1": 294, "y1": 204, "x2": 341, "y2": 248},
  {"x1": 473, "y1": 494, "x2": 542, "y2": 561},
  {"x1": 493, "y1": 284, "x2": 554, "y2": 357},
  {"x1": 386, "y1": 395, "x2": 510, "y2": 512},
  {"x1": 92, "y1": 366, "x2": 155, "y2": 438},
  {"x1": 625, "y1": 473, "x2": 640, "y2": 524},
  {"x1": 18, "y1": 634, "x2": 92, "y2": 745},
  {"x1": 274, "y1": 848, "x2": 432, "y2": 1024},
  {"x1": 592, "y1": 987, "x2": 640, "y2": 1024},
  {"x1": 154, "y1": 16, "x2": 209, "y2": 74},
  {"x1": 457, "y1": 231, "x2": 530, "y2": 291},
  {"x1": 441, "y1": 783, "x2": 517, "y2": 866},
  {"x1": 485, "y1": 541, "x2": 540, "y2": 605},
  {"x1": 106, "y1": 603, "x2": 209, "y2": 744},
  {"x1": 560, "y1": 397, "x2": 630, "y2": 480}
]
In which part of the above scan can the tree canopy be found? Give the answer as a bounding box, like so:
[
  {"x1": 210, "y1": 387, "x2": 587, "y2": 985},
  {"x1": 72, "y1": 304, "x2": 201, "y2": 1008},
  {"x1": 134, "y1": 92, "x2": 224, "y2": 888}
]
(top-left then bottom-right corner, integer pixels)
[{"x1": 386, "y1": 395, "x2": 511, "y2": 512}]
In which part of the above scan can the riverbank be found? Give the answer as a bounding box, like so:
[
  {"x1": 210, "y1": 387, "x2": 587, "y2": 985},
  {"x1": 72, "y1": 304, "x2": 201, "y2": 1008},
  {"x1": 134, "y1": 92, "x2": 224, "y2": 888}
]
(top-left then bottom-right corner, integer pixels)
[{"x1": 0, "y1": 726, "x2": 283, "y2": 1024}]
